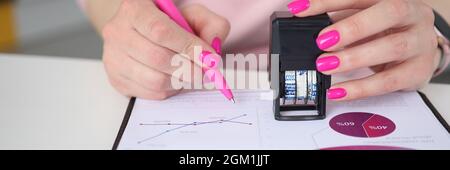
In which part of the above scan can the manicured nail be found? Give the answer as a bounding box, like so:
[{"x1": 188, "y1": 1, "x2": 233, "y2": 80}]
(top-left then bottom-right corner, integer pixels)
[
  {"x1": 199, "y1": 51, "x2": 210, "y2": 61},
  {"x1": 287, "y1": 0, "x2": 310, "y2": 14},
  {"x1": 211, "y1": 37, "x2": 222, "y2": 55},
  {"x1": 199, "y1": 51, "x2": 220, "y2": 69},
  {"x1": 327, "y1": 88, "x2": 347, "y2": 100},
  {"x1": 204, "y1": 69, "x2": 217, "y2": 82},
  {"x1": 316, "y1": 55, "x2": 340, "y2": 72},
  {"x1": 316, "y1": 30, "x2": 340, "y2": 50}
]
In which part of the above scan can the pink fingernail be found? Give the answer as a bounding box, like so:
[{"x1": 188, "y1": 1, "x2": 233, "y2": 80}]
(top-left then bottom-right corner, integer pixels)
[
  {"x1": 316, "y1": 30, "x2": 340, "y2": 50},
  {"x1": 199, "y1": 51, "x2": 220, "y2": 69},
  {"x1": 204, "y1": 69, "x2": 216, "y2": 82},
  {"x1": 316, "y1": 55, "x2": 340, "y2": 72},
  {"x1": 212, "y1": 37, "x2": 222, "y2": 55},
  {"x1": 287, "y1": 0, "x2": 310, "y2": 14},
  {"x1": 327, "y1": 88, "x2": 347, "y2": 100},
  {"x1": 199, "y1": 51, "x2": 211, "y2": 61}
]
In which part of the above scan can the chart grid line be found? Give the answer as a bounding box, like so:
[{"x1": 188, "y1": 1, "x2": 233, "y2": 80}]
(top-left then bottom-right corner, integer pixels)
[{"x1": 137, "y1": 114, "x2": 252, "y2": 144}]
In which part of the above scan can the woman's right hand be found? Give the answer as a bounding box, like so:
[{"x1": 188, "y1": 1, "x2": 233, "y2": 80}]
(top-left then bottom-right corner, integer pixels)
[{"x1": 101, "y1": 0, "x2": 230, "y2": 100}]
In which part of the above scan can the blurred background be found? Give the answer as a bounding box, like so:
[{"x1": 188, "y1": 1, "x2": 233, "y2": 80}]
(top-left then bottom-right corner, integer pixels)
[
  {"x1": 0, "y1": 0, "x2": 449, "y2": 83},
  {"x1": 0, "y1": 0, "x2": 102, "y2": 59}
]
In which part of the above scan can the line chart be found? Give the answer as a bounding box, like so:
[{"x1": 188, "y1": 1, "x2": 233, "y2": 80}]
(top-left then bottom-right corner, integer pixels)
[{"x1": 137, "y1": 114, "x2": 252, "y2": 144}]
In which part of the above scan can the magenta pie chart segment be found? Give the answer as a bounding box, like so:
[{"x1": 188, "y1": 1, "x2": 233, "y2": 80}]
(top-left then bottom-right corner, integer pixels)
[{"x1": 329, "y1": 112, "x2": 396, "y2": 138}]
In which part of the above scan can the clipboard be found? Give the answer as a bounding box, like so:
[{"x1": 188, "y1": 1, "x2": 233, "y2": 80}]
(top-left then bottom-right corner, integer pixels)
[{"x1": 112, "y1": 91, "x2": 450, "y2": 150}]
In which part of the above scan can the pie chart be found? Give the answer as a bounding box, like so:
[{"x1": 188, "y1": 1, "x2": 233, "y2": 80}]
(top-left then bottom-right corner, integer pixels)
[
  {"x1": 321, "y1": 145, "x2": 411, "y2": 150},
  {"x1": 329, "y1": 112, "x2": 396, "y2": 138}
]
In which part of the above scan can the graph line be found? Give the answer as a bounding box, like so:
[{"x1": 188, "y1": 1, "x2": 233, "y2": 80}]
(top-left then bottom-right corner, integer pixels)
[{"x1": 137, "y1": 114, "x2": 252, "y2": 144}]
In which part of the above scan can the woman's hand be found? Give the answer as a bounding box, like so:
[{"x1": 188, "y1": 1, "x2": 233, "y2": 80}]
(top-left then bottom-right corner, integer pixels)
[
  {"x1": 101, "y1": 0, "x2": 230, "y2": 100},
  {"x1": 288, "y1": 0, "x2": 440, "y2": 101}
]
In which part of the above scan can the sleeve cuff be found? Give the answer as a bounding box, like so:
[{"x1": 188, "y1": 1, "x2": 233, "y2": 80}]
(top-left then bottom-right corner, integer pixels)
[{"x1": 434, "y1": 27, "x2": 450, "y2": 77}]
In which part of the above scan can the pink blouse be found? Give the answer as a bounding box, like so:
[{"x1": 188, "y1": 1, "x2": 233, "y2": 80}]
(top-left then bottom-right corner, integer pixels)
[{"x1": 77, "y1": 0, "x2": 290, "y2": 54}]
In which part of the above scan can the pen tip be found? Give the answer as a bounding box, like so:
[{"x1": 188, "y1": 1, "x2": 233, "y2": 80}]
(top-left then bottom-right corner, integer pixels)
[{"x1": 230, "y1": 98, "x2": 235, "y2": 104}]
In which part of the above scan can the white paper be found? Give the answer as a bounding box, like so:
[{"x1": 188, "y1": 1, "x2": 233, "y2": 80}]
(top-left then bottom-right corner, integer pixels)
[{"x1": 117, "y1": 90, "x2": 450, "y2": 150}]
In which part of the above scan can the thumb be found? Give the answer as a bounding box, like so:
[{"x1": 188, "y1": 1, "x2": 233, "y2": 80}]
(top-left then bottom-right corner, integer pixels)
[{"x1": 181, "y1": 4, "x2": 230, "y2": 52}]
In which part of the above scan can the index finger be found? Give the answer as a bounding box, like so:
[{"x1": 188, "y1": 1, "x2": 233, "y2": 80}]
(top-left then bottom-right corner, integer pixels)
[
  {"x1": 123, "y1": 0, "x2": 216, "y2": 67},
  {"x1": 314, "y1": 0, "x2": 419, "y2": 51},
  {"x1": 288, "y1": 0, "x2": 379, "y2": 17}
]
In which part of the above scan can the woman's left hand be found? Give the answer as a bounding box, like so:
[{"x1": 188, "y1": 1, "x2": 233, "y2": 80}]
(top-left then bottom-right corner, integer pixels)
[{"x1": 288, "y1": 0, "x2": 441, "y2": 101}]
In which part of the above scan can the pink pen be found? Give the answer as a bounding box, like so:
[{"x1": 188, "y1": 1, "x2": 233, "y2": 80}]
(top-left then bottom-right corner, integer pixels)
[{"x1": 154, "y1": 0, "x2": 235, "y2": 103}]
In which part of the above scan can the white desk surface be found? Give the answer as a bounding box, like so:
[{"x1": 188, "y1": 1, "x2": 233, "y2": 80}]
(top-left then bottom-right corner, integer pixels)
[{"x1": 0, "y1": 54, "x2": 449, "y2": 150}]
